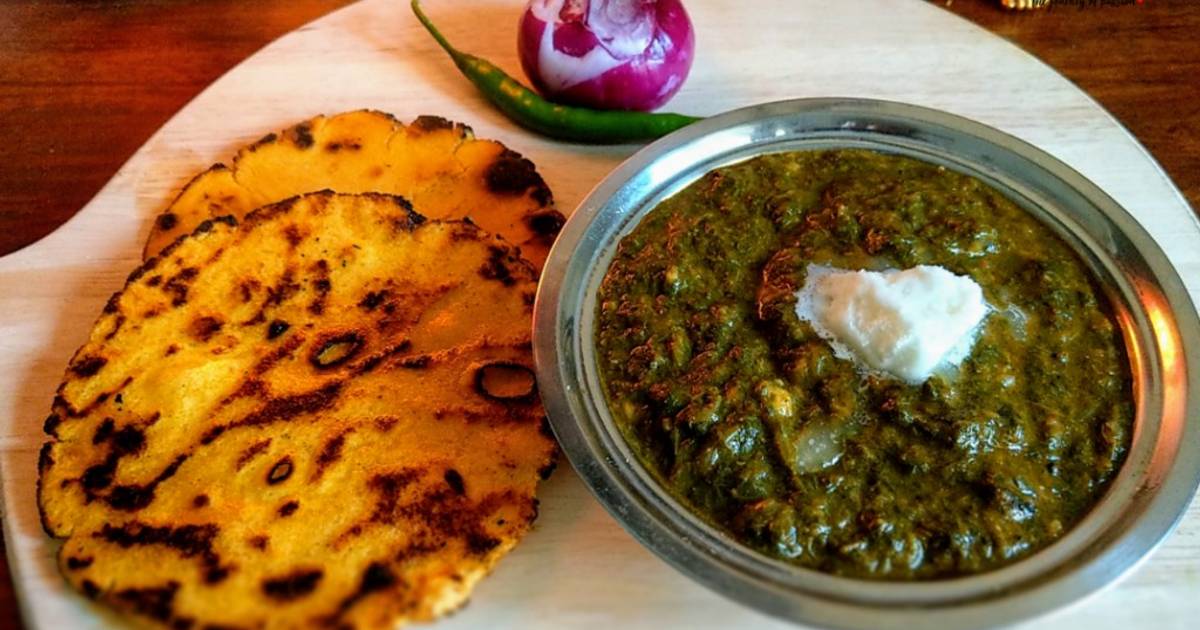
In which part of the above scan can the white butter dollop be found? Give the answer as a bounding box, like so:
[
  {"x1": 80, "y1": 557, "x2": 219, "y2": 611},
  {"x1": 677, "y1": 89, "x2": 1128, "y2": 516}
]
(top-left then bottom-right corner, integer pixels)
[{"x1": 794, "y1": 265, "x2": 988, "y2": 384}]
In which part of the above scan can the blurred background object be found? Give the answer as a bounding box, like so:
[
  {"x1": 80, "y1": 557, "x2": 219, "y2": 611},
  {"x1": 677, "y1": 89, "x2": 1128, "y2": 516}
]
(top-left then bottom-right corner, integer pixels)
[{"x1": 1002, "y1": 0, "x2": 1050, "y2": 10}]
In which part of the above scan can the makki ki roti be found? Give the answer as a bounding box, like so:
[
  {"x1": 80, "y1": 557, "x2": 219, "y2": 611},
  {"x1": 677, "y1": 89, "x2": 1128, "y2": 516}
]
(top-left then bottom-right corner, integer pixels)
[
  {"x1": 38, "y1": 192, "x2": 556, "y2": 629},
  {"x1": 143, "y1": 110, "x2": 566, "y2": 271}
]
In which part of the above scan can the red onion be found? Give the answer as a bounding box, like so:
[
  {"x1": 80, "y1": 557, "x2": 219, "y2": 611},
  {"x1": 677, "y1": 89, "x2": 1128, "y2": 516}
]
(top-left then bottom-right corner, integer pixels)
[{"x1": 518, "y1": 0, "x2": 695, "y2": 112}]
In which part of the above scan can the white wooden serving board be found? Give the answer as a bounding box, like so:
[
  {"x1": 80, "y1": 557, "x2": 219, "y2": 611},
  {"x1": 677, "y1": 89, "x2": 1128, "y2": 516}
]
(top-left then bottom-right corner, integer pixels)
[{"x1": 2, "y1": 0, "x2": 1198, "y2": 628}]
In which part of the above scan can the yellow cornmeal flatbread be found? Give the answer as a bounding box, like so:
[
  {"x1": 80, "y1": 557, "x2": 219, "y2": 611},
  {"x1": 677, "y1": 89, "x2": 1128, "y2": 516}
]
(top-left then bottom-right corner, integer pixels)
[
  {"x1": 39, "y1": 192, "x2": 556, "y2": 630},
  {"x1": 143, "y1": 110, "x2": 565, "y2": 271}
]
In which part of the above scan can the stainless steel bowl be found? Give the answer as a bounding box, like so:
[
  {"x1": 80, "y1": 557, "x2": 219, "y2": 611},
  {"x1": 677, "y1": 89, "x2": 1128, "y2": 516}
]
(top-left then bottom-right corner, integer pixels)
[{"x1": 533, "y1": 98, "x2": 1200, "y2": 629}]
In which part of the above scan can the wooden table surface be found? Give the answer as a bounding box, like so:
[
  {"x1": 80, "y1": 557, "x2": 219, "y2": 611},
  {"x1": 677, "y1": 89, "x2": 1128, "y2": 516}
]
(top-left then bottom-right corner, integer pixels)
[{"x1": 1, "y1": 0, "x2": 1196, "y2": 627}]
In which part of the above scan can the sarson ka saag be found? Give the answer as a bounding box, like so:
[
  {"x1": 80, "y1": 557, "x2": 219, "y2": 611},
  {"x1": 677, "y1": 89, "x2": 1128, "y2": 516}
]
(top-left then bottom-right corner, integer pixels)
[{"x1": 595, "y1": 149, "x2": 1133, "y2": 580}]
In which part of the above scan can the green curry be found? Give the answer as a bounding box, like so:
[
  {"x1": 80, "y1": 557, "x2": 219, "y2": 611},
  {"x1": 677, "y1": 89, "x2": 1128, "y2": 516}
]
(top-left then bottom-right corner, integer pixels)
[{"x1": 595, "y1": 149, "x2": 1133, "y2": 579}]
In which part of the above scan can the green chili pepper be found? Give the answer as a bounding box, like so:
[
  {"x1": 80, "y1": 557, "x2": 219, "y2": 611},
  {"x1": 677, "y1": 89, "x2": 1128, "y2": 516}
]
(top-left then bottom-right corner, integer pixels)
[{"x1": 411, "y1": 0, "x2": 702, "y2": 144}]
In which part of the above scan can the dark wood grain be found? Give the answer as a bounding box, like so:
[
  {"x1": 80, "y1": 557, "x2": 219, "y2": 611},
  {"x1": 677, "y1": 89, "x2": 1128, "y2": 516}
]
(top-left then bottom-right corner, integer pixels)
[
  {"x1": 1, "y1": 1, "x2": 1196, "y2": 628},
  {"x1": 0, "y1": 0, "x2": 355, "y2": 258},
  {"x1": 942, "y1": 0, "x2": 1200, "y2": 213}
]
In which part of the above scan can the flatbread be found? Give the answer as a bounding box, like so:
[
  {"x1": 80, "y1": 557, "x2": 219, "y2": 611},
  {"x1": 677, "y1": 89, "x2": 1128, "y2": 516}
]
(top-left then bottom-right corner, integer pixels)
[
  {"x1": 39, "y1": 192, "x2": 556, "y2": 629},
  {"x1": 143, "y1": 111, "x2": 565, "y2": 271}
]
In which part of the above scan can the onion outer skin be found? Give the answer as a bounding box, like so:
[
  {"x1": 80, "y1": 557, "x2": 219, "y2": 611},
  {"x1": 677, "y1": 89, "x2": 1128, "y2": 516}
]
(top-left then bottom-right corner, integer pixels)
[{"x1": 518, "y1": 0, "x2": 695, "y2": 112}]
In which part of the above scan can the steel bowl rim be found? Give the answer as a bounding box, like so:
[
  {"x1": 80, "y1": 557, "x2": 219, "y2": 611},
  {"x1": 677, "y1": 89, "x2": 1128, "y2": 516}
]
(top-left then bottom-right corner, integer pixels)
[{"x1": 533, "y1": 97, "x2": 1200, "y2": 630}]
